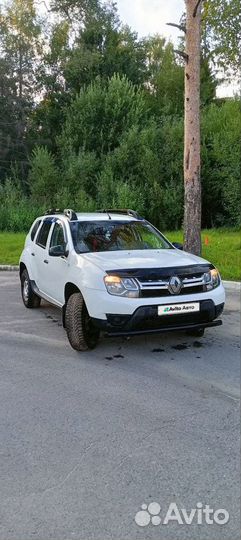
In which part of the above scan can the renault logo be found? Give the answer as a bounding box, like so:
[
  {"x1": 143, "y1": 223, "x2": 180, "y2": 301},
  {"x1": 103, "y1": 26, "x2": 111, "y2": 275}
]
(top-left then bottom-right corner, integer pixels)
[{"x1": 168, "y1": 276, "x2": 182, "y2": 295}]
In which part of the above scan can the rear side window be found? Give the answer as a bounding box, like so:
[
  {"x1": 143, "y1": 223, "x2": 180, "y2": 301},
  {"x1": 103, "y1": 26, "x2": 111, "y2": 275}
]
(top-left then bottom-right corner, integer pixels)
[
  {"x1": 36, "y1": 221, "x2": 52, "y2": 248},
  {"x1": 30, "y1": 220, "x2": 41, "y2": 241}
]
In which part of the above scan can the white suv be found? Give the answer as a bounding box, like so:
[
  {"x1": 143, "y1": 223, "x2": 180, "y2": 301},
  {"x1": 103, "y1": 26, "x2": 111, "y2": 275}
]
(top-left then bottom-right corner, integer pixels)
[{"x1": 19, "y1": 209, "x2": 225, "y2": 351}]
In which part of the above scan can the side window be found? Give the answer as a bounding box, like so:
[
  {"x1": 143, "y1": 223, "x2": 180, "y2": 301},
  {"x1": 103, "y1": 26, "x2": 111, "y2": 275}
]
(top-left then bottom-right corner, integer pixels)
[
  {"x1": 49, "y1": 222, "x2": 65, "y2": 249},
  {"x1": 30, "y1": 220, "x2": 41, "y2": 241},
  {"x1": 36, "y1": 221, "x2": 52, "y2": 248}
]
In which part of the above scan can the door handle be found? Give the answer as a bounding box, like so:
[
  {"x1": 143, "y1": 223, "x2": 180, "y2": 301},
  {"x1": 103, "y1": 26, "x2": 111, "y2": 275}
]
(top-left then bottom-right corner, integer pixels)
[
  {"x1": 31, "y1": 252, "x2": 35, "y2": 256},
  {"x1": 43, "y1": 259, "x2": 49, "y2": 264}
]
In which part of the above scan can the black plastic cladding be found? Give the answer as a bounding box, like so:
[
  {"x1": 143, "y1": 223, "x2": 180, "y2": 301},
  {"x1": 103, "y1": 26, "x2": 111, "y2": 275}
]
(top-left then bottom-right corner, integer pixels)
[{"x1": 105, "y1": 264, "x2": 215, "y2": 280}]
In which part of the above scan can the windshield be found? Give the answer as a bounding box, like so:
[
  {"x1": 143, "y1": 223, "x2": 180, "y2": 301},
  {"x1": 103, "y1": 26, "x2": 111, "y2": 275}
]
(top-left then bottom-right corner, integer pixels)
[{"x1": 70, "y1": 220, "x2": 173, "y2": 253}]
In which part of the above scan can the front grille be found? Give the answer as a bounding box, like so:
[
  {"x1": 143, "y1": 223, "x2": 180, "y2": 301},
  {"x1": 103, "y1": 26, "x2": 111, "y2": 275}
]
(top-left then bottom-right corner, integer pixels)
[
  {"x1": 139, "y1": 271, "x2": 204, "y2": 283},
  {"x1": 140, "y1": 285, "x2": 205, "y2": 298},
  {"x1": 136, "y1": 268, "x2": 208, "y2": 298}
]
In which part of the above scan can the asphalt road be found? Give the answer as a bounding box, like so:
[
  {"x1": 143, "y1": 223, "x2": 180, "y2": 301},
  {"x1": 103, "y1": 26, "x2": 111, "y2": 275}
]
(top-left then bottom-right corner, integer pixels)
[{"x1": 0, "y1": 271, "x2": 240, "y2": 540}]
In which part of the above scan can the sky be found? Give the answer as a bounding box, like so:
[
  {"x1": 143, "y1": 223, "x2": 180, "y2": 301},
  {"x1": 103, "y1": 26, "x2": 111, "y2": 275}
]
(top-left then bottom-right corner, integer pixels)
[{"x1": 116, "y1": 0, "x2": 184, "y2": 44}]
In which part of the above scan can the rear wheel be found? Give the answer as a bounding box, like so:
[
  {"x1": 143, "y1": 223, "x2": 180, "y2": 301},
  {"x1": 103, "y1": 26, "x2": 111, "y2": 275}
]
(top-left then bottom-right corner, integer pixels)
[
  {"x1": 21, "y1": 269, "x2": 41, "y2": 308},
  {"x1": 186, "y1": 328, "x2": 205, "y2": 337},
  {"x1": 65, "y1": 292, "x2": 100, "y2": 351}
]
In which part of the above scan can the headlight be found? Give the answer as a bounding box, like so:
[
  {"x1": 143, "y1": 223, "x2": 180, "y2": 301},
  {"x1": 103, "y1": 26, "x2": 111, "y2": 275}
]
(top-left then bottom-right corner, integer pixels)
[
  {"x1": 204, "y1": 268, "x2": 220, "y2": 290},
  {"x1": 104, "y1": 275, "x2": 139, "y2": 298}
]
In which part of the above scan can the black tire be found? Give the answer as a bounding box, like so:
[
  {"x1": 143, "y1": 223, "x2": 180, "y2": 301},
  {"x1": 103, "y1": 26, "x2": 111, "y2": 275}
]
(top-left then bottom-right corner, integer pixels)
[
  {"x1": 21, "y1": 268, "x2": 41, "y2": 308},
  {"x1": 65, "y1": 292, "x2": 100, "y2": 351},
  {"x1": 186, "y1": 328, "x2": 205, "y2": 337}
]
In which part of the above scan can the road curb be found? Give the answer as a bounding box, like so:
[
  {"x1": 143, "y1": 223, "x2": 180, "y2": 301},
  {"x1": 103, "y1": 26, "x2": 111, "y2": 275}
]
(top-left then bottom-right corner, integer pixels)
[
  {"x1": 223, "y1": 280, "x2": 241, "y2": 291},
  {"x1": 0, "y1": 265, "x2": 19, "y2": 271}
]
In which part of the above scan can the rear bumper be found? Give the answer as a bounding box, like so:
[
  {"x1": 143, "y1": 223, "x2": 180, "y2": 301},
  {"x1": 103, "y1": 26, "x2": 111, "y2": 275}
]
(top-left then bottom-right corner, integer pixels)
[{"x1": 92, "y1": 301, "x2": 224, "y2": 337}]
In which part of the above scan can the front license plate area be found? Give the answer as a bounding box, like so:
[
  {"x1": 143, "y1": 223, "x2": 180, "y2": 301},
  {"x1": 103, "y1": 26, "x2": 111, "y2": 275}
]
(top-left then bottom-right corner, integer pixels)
[{"x1": 158, "y1": 302, "x2": 200, "y2": 316}]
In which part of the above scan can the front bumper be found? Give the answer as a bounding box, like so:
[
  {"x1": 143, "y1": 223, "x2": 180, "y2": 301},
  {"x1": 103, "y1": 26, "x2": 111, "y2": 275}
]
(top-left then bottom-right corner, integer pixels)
[
  {"x1": 84, "y1": 282, "x2": 225, "y2": 318},
  {"x1": 92, "y1": 301, "x2": 224, "y2": 337}
]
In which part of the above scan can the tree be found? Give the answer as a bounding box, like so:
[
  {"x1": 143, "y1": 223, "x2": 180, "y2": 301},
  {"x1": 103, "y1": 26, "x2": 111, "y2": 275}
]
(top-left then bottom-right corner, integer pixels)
[
  {"x1": 183, "y1": 0, "x2": 202, "y2": 255},
  {"x1": 201, "y1": 100, "x2": 241, "y2": 227},
  {"x1": 0, "y1": 0, "x2": 41, "y2": 183},
  {"x1": 50, "y1": 0, "x2": 99, "y2": 24},
  {"x1": 167, "y1": 1, "x2": 203, "y2": 253},
  {"x1": 28, "y1": 146, "x2": 59, "y2": 206},
  {"x1": 203, "y1": 0, "x2": 241, "y2": 74},
  {"x1": 59, "y1": 74, "x2": 147, "y2": 158},
  {"x1": 200, "y1": 58, "x2": 217, "y2": 106},
  {"x1": 28, "y1": 20, "x2": 71, "y2": 153},
  {"x1": 63, "y1": 9, "x2": 146, "y2": 92},
  {"x1": 143, "y1": 36, "x2": 184, "y2": 116},
  {"x1": 0, "y1": 54, "x2": 18, "y2": 183}
]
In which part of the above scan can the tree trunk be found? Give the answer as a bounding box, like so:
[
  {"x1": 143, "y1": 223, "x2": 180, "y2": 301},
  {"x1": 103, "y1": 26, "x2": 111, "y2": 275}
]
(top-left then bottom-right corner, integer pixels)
[{"x1": 184, "y1": 0, "x2": 202, "y2": 255}]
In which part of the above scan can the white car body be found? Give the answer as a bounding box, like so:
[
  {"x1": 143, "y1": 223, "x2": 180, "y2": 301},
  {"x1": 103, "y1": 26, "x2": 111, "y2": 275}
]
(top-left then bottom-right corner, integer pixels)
[{"x1": 20, "y1": 210, "x2": 225, "y2": 341}]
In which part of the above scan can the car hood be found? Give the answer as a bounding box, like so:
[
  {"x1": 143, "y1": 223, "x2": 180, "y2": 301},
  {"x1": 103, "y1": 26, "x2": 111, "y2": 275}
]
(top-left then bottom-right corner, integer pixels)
[{"x1": 82, "y1": 249, "x2": 211, "y2": 272}]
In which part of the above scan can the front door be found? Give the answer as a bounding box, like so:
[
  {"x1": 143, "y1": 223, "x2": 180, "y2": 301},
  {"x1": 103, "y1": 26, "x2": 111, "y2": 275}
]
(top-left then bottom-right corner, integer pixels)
[{"x1": 43, "y1": 220, "x2": 69, "y2": 305}]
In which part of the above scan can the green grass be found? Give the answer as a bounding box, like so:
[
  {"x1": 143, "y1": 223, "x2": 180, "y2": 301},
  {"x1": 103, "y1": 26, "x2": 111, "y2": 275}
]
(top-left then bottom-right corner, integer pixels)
[
  {"x1": 0, "y1": 229, "x2": 240, "y2": 281},
  {"x1": 165, "y1": 229, "x2": 241, "y2": 281},
  {"x1": 0, "y1": 232, "x2": 26, "y2": 266}
]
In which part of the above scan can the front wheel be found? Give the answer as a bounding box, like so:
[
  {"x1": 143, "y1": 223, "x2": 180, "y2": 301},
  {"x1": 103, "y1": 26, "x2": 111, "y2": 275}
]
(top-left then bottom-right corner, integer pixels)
[
  {"x1": 21, "y1": 269, "x2": 41, "y2": 308},
  {"x1": 186, "y1": 328, "x2": 205, "y2": 337},
  {"x1": 65, "y1": 292, "x2": 100, "y2": 351}
]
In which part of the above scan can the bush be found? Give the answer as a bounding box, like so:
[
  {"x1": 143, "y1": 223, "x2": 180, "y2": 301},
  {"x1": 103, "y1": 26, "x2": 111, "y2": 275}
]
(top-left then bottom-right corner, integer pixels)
[
  {"x1": 59, "y1": 74, "x2": 148, "y2": 158},
  {"x1": 28, "y1": 146, "x2": 60, "y2": 206},
  {"x1": 223, "y1": 176, "x2": 241, "y2": 226},
  {"x1": 0, "y1": 79, "x2": 239, "y2": 232},
  {"x1": 61, "y1": 150, "x2": 100, "y2": 197},
  {"x1": 0, "y1": 179, "x2": 42, "y2": 231},
  {"x1": 201, "y1": 100, "x2": 240, "y2": 227},
  {"x1": 55, "y1": 186, "x2": 96, "y2": 212}
]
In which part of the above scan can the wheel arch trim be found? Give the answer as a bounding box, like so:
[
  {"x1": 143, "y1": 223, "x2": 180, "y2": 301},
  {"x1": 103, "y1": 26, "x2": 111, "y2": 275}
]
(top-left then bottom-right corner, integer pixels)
[
  {"x1": 19, "y1": 261, "x2": 27, "y2": 277},
  {"x1": 63, "y1": 282, "x2": 82, "y2": 328}
]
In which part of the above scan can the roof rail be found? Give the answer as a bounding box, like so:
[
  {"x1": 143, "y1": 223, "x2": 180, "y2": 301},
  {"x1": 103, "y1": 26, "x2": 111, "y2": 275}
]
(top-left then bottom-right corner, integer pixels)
[
  {"x1": 44, "y1": 208, "x2": 78, "y2": 221},
  {"x1": 64, "y1": 209, "x2": 78, "y2": 221},
  {"x1": 96, "y1": 209, "x2": 144, "y2": 220},
  {"x1": 45, "y1": 208, "x2": 63, "y2": 216}
]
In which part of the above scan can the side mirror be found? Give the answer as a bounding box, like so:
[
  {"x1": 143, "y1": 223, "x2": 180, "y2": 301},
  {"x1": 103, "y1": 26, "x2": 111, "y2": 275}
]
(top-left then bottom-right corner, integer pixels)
[
  {"x1": 49, "y1": 244, "x2": 68, "y2": 257},
  {"x1": 172, "y1": 242, "x2": 183, "y2": 250}
]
